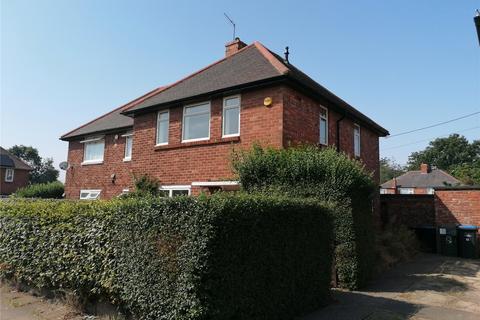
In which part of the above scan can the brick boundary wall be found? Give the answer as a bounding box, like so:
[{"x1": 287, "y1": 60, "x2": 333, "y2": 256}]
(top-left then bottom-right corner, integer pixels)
[
  {"x1": 435, "y1": 188, "x2": 480, "y2": 227},
  {"x1": 380, "y1": 194, "x2": 435, "y2": 228}
]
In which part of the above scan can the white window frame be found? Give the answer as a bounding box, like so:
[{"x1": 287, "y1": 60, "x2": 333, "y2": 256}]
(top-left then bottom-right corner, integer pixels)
[
  {"x1": 158, "y1": 185, "x2": 191, "y2": 197},
  {"x1": 81, "y1": 136, "x2": 105, "y2": 165},
  {"x1": 123, "y1": 132, "x2": 133, "y2": 161},
  {"x1": 398, "y1": 188, "x2": 414, "y2": 195},
  {"x1": 79, "y1": 189, "x2": 101, "y2": 200},
  {"x1": 426, "y1": 188, "x2": 435, "y2": 195},
  {"x1": 354, "y1": 124, "x2": 361, "y2": 157},
  {"x1": 156, "y1": 110, "x2": 170, "y2": 146},
  {"x1": 222, "y1": 95, "x2": 241, "y2": 138},
  {"x1": 182, "y1": 101, "x2": 211, "y2": 143},
  {"x1": 319, "y1": 106, "x2": 328, "y2": 145},
  {"x1": 4, "y1": 168, "x2": 14, "y2": 182}
]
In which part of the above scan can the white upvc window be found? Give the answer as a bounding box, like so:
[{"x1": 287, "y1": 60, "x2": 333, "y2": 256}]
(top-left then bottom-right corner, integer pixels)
[
  {"x1": 182, "y1": 102, "x2": 210, "y2": 142},
  {"x1": 4, "y1": 168, "x2": 14, "y2": 182},
  {"x1": 81, "y1": 137, "x2": 104, "y2": 164},
  {"x1": 426, "y1": 188, "x2": 435, "y2": 195},
  {"x1": 156, "y1": 110, "x2": 170, "y2": 145},
  {"x1": 158, "y1": 185, "x2": 191, "y2": 197},
  {"x1": 222, "y1": 95, "x2": 241, "y2": 137},
  {"x1": 123, "y1": 132, "x2": 133, "y2": 161},
  {"x1": 79, "y1": 189, "x2": 101, "y2": 200},
  {"x1": 398, "y1": 188, "x2": 414, "y2": 195},
  {"x1": 319, "y1": 107, "x2": 328, "y2": 145},
  {"x1": 380, "y1": 188, "x2": 388, "y2": 194},
  {"x1": 354, "y1": 124, "x2": 361, "y2": 157}
]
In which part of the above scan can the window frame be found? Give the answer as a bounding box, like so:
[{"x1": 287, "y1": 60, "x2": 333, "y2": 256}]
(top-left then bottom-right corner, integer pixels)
[
  {"x1": 222, "y1": 95, "x2": 241, "y2": 138},
  {"x1": 156, "y1": 110, "x2": 170, "y2": 146},
  {"x1": 4, "y1": 168, "x2": 14, "y2": 182},
  {"x1": 398, "y1": 188, "x2": 414, "y2": 195},
  {"x1": 354, "y1": 124, "x2": 361, "y2": 157},
  {"x1": 319, "y1": 106, "x2": 328, "y2": 146},
  {"x1": 123, "y1": 132, "x2": 133, "y2": 161},
  {"x1": 158, "y1": 185, "x2": 191, "y2": 197},
  {"x1": 182, "y1": 101, "x2": 211, "y2": 143},
  {"x1": 79, "y1": 189, "x2": 101, "y2": 200},
  {"x1": 81, "y1": 136, "x2": 105, "y2": 165}
]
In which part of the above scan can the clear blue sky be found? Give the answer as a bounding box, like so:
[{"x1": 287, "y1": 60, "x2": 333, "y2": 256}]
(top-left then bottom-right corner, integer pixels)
[{"x1": 1, "y1": 0, "x2": 479, "y2": 181}]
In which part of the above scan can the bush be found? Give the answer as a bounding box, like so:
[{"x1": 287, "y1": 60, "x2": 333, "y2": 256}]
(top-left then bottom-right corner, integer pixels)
[
  {"x1": 232, "y1": 145, "x2": 377, "y2": 289},
  {"x1": 0, "y1": 194, "x2": 334, "y2": 319},
  {"x1": 13, "y1": 181, "x2": 64, "y2": 199}
]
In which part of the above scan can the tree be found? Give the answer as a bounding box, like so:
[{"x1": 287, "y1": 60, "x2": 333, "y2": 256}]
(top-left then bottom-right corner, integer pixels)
[
  {"x1": 380, "y1": 157, "x2": 406, "y2": 184},
  {"x1": 450, "y1": 161, "x2": 480, "y2": 185},
  {"x1": 8, "y1": 145, "x2": 59, "y2": 184},
  {"x1": 407, "y1": 134, "x2": 480, "y2": 171}
]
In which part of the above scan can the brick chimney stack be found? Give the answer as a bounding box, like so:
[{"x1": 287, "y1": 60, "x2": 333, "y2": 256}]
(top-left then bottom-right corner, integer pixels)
[
  {"x1": 420, "y1": 163, "x2": 431, "y2": 174},
  {"x1": 225, "y1": 38, "x2": 247, "y2": 57}
]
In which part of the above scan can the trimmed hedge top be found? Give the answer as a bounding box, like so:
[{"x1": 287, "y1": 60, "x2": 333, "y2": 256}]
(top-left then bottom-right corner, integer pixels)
[{"x1": 0, "y1": 194, "x2": 334, "y2": 319}]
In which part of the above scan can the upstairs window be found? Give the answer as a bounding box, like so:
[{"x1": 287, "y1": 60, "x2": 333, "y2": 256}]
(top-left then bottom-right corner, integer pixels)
[
  {"x1": 319, "y1": 107, "x2": 328, "y2": 145},
  {"x1": 80, "y1": 189, "x2": 101, "y2": 200},
  {"x1": 156, "y1": 110, "x2": 169, "y2": 145},
  {"x1": 223, "y1": 95, "x2": 240, "y2": 137},
  {"x1": 354, "y1": 124, "x2": 361, "y2": 157},
  {"x1": 183, "y1": 102, "x2": 210, "y2": 142},
  {"x1": 5, "y1": 168, "x2": 14, "y2": 182},
  {"x1": 398, "y1": 188, "x2": 414, "y2": 195},
  {"x1": 82, "y1": 137, "x2": 104, "y2": 164},
  {"x1": 123, "y1": 133, "x2": 133, "y2": 161}
]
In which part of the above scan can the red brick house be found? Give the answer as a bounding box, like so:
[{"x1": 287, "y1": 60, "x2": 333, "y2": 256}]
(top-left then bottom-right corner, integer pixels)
[
  {"x1": 380, "y1": 163, "x2": 461, "y2": 195},
  {"x1": 61, "y1": 39, "x2": 389, "y2": 199},
  {"x1": 0, "y1": 147, "x2": 33, "y2": 196}
]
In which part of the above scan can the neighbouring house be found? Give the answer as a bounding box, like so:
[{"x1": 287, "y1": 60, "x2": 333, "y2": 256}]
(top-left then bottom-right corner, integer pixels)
[
  {"x1": 380, "y1": 163, "x2": 461, "y2": 195},
  {"x1": 0, "y1": 147, "x2": 33, "y2": 196},
  {"x1": 60, "y1": 39, "x2": 389, "y2": 199}
]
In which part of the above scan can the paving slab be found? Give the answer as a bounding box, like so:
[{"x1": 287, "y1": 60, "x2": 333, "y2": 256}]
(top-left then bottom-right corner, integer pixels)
[{"x1": 303, "y1": 254, "x2": 480, "y2": 320}]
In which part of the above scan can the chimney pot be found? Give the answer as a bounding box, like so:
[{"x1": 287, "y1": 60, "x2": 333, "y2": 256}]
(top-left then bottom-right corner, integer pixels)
[
  {"x1": 420, "y1": 163, "x2": 431, "y2": 174},
  {"x1": 225, "y1": 38, "x2": 247, "y2": 57}
]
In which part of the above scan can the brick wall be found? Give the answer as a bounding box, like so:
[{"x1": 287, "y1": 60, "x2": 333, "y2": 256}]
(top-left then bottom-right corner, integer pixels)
[
  {"x1": 64, "y1": 83, "x2": 382, "y2": 198},
  {"x1": 0, "y1": 168, "x2": 30, "y2": 195},
  {"x1": 380, "y1": 194, "x2": 435, "y2": 228},
  {"x1": 64, "y1": 134, "x2": 133, "y2": 199},
  {"x1": 435, "y1": 189, "x2": 480, "y2": 226}
]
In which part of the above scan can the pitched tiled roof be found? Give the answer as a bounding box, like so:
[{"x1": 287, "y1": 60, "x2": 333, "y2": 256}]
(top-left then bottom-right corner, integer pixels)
[
  {"x1": 123, "y1": 42, "x2": 389, "y2": 136},
  {"x1": 0, "y1": 147, "x2": 33, "y2": 170},
  {"x1": 381, "y1": 169, "x2": 461, "y2": 189},
  {"x1": 60, "y1": 86, "x2": 167, "y2": 140},
  {"x1": 61, "y1": 40, "x2": 389, "y2": 140}
]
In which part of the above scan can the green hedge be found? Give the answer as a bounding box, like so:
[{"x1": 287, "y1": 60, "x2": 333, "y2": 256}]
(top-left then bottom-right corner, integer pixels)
[
  {"x1": 13, "y1": 181, "x2": 64, "y2": 199},
  {"x1": 232, "y1": 145, "x2": 376, "y2": 289},
  {"x1": 0, "y1": 195, "x2": 333, "y2": 319}
]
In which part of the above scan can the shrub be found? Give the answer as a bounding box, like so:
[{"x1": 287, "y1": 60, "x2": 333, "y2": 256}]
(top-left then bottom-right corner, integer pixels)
[
  {"x1": 132, "y1": 174, "x2": 161, "y2": 196},
  {"x1": 13, "y1": 181, "x2": 64, "y2": 199},
  {"x1": 232, "y1": 145, "x2": 377, "y2": 289},
  {"x1": 0, "y1": 195, "x2": 334, "y2": 319}
]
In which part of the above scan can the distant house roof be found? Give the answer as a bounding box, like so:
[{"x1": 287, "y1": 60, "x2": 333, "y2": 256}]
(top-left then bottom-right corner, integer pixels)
[
  {"x1": 381, "y1": 169, "x2": 461, "y2": 189},
  {"x1": 60, "y1": 86, "x2": 168, "y2": 140},
  {"x1": 0, "y1": 147, "x2": 33, "y2": 171},
  {"x1": 61, "y1": 40, "x2": 389, "y2": 140}
]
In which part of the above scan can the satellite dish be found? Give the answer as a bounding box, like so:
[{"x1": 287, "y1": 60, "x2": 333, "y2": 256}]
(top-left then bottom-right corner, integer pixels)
[{"x1": 59, "y1": 161, "x2": 69, "y2": 170}]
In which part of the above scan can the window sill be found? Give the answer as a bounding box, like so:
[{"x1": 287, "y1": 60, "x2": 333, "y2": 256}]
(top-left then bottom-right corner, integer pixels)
[
  {"x1": 4, "y1": 181, "x2": 13, "y2": 183},
  {"x1": 155, "y1": 136, "x2": 240, "y2": 151},
  {"x1": 123, "y1": 158, "x2": 131, "y2": 162},
  {"x1": 81, "y1": 160, "x2": 104, "y2": 166}
]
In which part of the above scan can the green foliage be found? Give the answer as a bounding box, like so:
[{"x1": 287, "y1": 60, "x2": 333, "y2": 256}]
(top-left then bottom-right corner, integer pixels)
[
  {"x1": 232, "y1": 145, "x2": 376, "y2": 289},
  {"x1": 0, "y1": 195, "x2": 333, "y2": 319},
  {"x1": 13, "y1": 181, "x2": 64, "y2": 199},
  {"x1": 380, "y1": 157, "x2": 406, "y2": 184},
  {"x1": 132, "y1": 174, "x2": 160, "y2": 196},
  {"x1": 407, "y1": 134, "x2": 480, "y2": 171},
  {"x1": 450, "y1": 161, "x2": 480, "y2": 185},
  {"x1": 8, "y1": 145, "x2": 59, "y2": 184}
]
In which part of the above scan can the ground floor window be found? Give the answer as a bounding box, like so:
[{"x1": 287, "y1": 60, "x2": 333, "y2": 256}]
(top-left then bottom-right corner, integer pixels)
[
  {"x1": 80, "y1": 189, "x2": 101, "y2": 200},
  {"x1": 159, "y1": 185, "x2": 191, "y2": 197}
]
